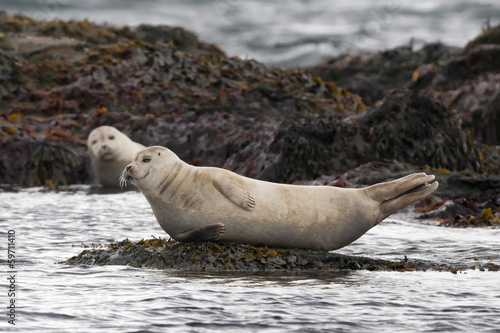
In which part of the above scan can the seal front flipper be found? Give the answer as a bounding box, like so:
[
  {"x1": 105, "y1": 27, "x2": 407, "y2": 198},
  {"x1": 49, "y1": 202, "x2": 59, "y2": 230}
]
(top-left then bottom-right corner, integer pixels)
[
  {"x1": 175, "y1": 223, "x2": 226, "y2": 242},
  {"x1": 212, "y1": 174, "x2": 255, "y2": 210}
]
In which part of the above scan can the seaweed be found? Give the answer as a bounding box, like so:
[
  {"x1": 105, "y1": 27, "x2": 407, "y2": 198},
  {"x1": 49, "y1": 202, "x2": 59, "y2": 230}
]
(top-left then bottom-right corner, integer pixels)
[{"x1": 64, "y1": 238, "x2": 478, "y2": 273}]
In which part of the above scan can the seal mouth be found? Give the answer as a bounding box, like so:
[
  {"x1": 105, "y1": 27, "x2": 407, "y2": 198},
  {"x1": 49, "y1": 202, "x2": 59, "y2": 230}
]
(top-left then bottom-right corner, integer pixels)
[
  {"x1": 120, "y1": 170, "x2": 150, "y2": 190},
  {"x1": 98, "y1": 149, "x2": 114, "y2": 160},
  {"x1": 137, "y1": 170, "x2": 150, "y2": 180}
]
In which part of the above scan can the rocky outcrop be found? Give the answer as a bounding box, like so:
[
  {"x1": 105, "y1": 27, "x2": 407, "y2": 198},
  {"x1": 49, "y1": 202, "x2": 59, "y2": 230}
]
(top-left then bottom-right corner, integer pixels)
[
  {"x1": 306, "y1": 24, "x2": 500, "y2": 147},
  {"x1": 64, "y1": 238, "x2": 495, "y2": 272}
]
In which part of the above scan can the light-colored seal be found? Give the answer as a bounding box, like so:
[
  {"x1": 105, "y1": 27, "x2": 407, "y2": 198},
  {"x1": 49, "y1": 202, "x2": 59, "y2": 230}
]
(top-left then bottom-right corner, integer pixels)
[
  {"x1": 88, "y1": 126, "x2": 145, "y2": 187},
  {"x1": 121, "y1": 146, "x2": 438, "y2": 251}
]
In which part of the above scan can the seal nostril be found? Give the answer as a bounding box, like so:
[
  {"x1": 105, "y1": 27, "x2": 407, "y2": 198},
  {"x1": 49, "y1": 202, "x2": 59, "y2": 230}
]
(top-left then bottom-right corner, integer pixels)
[{"x1": 126, "y1": 165, "x2": 131, "y2": 171}]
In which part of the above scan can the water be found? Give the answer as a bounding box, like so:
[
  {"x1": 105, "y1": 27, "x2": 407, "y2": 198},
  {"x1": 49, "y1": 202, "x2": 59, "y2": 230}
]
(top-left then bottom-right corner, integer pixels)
[
  {"x1": 2, "y1": 1, "x2": 500, "y2": 66},
  {"x1": 1, "y1": 186, "x2": 500, "y2": 332}
]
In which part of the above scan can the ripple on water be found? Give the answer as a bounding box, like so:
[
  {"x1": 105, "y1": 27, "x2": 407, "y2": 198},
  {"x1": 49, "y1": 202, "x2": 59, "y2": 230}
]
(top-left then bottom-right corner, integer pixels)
[{"x1": 1, "y1": 187, "x2": 500, "y2": 332}]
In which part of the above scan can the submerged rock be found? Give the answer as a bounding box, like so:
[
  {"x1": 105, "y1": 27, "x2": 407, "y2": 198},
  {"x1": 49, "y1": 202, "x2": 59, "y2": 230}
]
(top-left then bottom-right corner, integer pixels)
[{"x1": 63, "y1": 238, "x2": 486, "y2": 273}]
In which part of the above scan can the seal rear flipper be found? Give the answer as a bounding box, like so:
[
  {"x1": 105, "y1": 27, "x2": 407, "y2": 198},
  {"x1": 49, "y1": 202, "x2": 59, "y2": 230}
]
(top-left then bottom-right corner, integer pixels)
[
  {"x1": 175, "y1": 223, "x2": 227, "y2": 242},
  {"x1": 212, "y1": 175, "x2": 256, "y2": 210},
  {"x1": 365, "y1": 173, "x2": 436, "y2": 202},
  {"x1": 377, "y1": 180, "x2": 439, "y2": 223}
]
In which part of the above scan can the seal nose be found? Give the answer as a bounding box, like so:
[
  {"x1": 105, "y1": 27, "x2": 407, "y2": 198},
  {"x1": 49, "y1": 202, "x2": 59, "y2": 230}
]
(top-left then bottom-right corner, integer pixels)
[
  {"x1": 102, "y1": 144, "x2": 107, "y2": 149},
  {"x1": 126, "y1": 165, "x2": 132, "y2": 171}
]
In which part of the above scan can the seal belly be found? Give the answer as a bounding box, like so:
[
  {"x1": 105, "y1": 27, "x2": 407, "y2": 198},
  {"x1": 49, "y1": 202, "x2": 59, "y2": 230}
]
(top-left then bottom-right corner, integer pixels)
[{"x1": 219, "y1": 185, "x2": 378, "y2": 250}]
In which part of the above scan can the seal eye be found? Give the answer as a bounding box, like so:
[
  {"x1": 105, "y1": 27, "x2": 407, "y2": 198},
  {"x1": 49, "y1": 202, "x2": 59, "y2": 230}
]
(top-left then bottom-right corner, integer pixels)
[
  {"x1": 142, "y1": 157, "x2": 151, "y2": 163},
  {"x1": 91, "y1": 140, "x2": 97, "y2": 145},
  {"x1": 108, "y1": 135, "x2": 115, "y2": 140}
]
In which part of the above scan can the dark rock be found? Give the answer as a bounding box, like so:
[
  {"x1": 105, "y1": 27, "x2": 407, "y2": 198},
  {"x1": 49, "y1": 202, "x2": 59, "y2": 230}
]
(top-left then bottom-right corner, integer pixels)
[
  {"x1": 135, "y1": 25, "x2": 199, "y2": 52},
  {"x1": 264, "y1": 90, "x2": 483, "y2": 182},
  {"x1": 305, "y1": 42, "x2": 460, "y2": 106},
  {"x1": 356, "y1": 90, "x2": 482, "y2": 172},
  {"x1": 63, "y1": 238, "x2": 475, "y2": 273},
  {"x1": 20, "y1": 142, "x2": 82, "y2": 187},
  {"x1": 466, "y1": 23, "x2": 500, "y2": 49},
  {"x1": 306, "y1": 22, "x2": 500, "y2": 147}
]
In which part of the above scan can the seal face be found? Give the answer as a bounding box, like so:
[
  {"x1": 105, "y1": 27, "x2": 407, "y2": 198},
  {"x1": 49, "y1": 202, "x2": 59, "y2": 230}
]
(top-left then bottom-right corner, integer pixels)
[
  {"x1": 121, "y1": 146, "x2": 439, "y2": 251},
  {"x1": 87, "y1": 126, "x2": 145, "y2": 187}
]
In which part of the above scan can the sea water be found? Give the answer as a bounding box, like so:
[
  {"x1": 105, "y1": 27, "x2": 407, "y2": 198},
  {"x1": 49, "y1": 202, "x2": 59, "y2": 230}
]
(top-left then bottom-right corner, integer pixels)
[{"x1": 0, "y1": 187, "x2": 499, "y2": 332}]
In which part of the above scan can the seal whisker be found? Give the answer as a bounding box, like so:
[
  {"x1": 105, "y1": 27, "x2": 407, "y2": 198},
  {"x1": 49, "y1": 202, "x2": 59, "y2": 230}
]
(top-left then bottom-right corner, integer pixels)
[{"x1": 119, "y1": 174, "x2": 127, "y2": 189}]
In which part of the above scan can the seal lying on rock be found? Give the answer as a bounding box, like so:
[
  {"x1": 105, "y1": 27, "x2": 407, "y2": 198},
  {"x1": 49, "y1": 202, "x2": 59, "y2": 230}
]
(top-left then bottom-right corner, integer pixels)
[
  {"x1": 121, "y1": 146, "x2": 438, "y2": 251},
  {"x1": 88, "y1": 126, "x2": 145, "y2": 187}
]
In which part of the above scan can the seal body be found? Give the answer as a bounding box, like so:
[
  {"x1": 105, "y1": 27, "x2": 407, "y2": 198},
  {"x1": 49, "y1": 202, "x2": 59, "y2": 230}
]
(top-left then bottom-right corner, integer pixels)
[
  {"x1": 88, "y1": 126, "x2": 145, "y2": 187},
  {"x1": 122, "y1": 146, "x2": 438, "y2": 251}
]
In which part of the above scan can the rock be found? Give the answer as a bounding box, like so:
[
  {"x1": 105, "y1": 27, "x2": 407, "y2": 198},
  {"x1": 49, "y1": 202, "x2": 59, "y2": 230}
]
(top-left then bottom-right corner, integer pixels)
[
  {"x1": 466, "y1": 23, "x2": 500, "y2": 48},
  {"x1": 9, "y1": 35, "x2": 87, "y2": 63},
  {"x1": 0, "y1": 49, "x2": 32, "y2": 100},
  {"x1": 261, "y1": 90, "x2": 484, "y2": 182},
  {"x1": 427, "y1": 72, "x2": 500, "y2": 146},
  {"x1": 63, "y1": 238, "x2": 478, "y2": 273},
  {"x1": 135, "y1": 24, "x2": 199, "y2": 52},
  {"x1": 306, "y1": 23, "x2": 500, "y2": 147},
  {"x1": 305, "y1": 42, "x2": 461, "y2": 106},
  {"x1": 356, "y1": 90, "x2": 482, "y2": 172},
  {"x1": 20, "y1": 142, "x2": 83, "y2": 187}
]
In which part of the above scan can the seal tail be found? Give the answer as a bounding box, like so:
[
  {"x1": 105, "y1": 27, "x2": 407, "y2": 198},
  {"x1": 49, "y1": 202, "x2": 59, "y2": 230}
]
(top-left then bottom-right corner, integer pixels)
[{"x1": 365, "y1": 173, "x2": 439, "y2": 222}]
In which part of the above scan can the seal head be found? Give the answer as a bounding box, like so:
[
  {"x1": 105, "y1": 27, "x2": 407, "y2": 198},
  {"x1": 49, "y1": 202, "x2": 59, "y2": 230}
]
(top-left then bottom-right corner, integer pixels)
[{"x1": 88, "y1": 126, "x2": 145, "y2": 187}]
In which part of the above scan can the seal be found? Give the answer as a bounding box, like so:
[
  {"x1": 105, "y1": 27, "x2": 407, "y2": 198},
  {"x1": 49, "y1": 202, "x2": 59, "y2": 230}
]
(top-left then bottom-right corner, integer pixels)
[
  {"x1": 88, "y1": 126, "x2": 145, "y2": 187},
  {"x1": 121, "y1": 146, "x2": 438, "y2": 251}
]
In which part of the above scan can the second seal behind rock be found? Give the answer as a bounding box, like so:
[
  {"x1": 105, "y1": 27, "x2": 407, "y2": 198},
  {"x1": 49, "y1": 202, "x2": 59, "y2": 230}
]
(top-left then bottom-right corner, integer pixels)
[{"x1": 87, "y1": 126, "x2": 145, "y2": 187}]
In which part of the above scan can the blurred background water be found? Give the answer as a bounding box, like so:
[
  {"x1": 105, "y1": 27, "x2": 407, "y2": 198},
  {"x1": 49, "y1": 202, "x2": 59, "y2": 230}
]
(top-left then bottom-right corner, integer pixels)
[{"x1": 2, "y1": 0, "x2": 500, "y2": 66}]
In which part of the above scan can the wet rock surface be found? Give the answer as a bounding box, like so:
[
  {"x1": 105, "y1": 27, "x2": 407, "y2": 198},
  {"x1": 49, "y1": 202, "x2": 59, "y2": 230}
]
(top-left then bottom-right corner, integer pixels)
[{"x1": 63, "y1": 238, "x2": 496, "y2": 273}]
